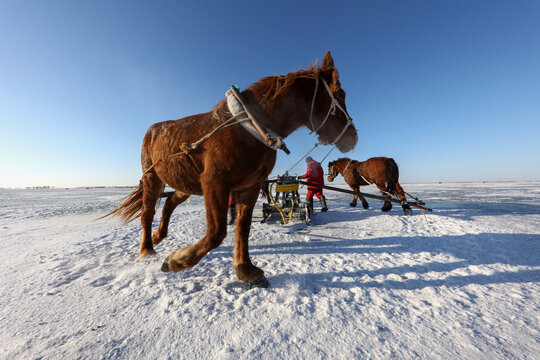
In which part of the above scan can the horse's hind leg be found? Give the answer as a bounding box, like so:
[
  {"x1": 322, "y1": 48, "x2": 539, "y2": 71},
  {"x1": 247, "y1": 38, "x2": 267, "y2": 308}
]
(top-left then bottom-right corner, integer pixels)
[
  {"x1": 161, "y1": 182, "x2": 229, "y2": 272},
  {"x1": 139, "y1": 171, "x2": 164, "y2": 258},
  {"x1": 152, "y1": 191, "x2": 190, "y2": 245},
  {"x1": 395, "y1": 182, "x2": 412, "y2": 215},
  {"x1": 233, "y1": 185, "x2": 267, "y2": 285},
  {"x1": 381, "y1": 197, "x2": 393, "y2": 212},
  {"x1": 374, "y1": 184, "x2": 393, "y2": 212}
]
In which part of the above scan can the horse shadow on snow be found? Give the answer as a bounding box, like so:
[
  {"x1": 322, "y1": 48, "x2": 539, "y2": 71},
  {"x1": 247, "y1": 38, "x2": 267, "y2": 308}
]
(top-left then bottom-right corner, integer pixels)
[{"x1": 246, "y1": 232, "x2": 540, "y2": 291}]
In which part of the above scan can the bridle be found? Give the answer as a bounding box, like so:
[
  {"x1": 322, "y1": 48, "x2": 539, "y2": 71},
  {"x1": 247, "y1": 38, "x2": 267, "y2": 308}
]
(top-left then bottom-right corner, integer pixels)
[
  {"x1": 328, "y1": 164, "x2": 337, "y2": 181},
  {"x1": 328, "y1": 159, "x2": 352, "y2": 181},
  {"x1": 309, "y1": 74, "x2": 354, "y2": 145}
]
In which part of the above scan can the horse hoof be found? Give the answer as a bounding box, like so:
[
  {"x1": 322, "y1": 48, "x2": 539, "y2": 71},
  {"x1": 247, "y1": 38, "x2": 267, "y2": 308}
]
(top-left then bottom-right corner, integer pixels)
[
  {"x1": 249, "y1": 275, "x2": 269, "y2": 289},
  {"x1": 138, "y1": 248, "x2": 157, "y2": 260},
  {"x1": 362, "y1": 203, "x2": 369, "y2": 210},
  {"x1": 152, "y1": 235, "x2": 165, "y2": 245},
  {"x1": 404, "y1": 208, "x2": 413, "y2": 215},
  {"x1": 161, "y1": 256, "x2": 171, "y2": 272},
  {"x1": 349, "y1": 202, "x2": 357, "y2": 207}
]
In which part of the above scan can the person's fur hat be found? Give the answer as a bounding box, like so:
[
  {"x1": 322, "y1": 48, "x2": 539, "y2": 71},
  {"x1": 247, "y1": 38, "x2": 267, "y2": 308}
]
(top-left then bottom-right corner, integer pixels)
[{"x1": 306, "y1": 156, "x2": 313, "y2": 163}]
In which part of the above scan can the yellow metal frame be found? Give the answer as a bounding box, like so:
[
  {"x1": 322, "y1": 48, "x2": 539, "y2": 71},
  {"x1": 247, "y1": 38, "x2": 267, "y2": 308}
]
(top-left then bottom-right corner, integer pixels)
[
  {"x1": 269, "y1": 182, "x2": 299, "y2": 225},
  {"x1": 274, "y1": 183, "x2": 299, "y2": 192}
]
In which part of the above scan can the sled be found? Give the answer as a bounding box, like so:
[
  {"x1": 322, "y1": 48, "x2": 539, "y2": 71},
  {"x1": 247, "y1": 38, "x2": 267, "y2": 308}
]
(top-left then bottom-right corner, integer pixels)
[{"x1": 261, "y1": 174, "x2": 312, "y2": 225}]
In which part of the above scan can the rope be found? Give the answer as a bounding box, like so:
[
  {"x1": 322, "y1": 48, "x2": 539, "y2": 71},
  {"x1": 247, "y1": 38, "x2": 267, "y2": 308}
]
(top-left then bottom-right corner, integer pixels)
[
  {"x1": 404, "y1": 191, "x2": 424, "y2": 204},
  {"x1": 320, "y1": 145, "x2": 336, "y2": 163},
  {"x1": 360, "y1": 174, "x2": 400, "y2": 201},
  {"x1": 308, "y1": 75, "x2": 320, "y2": 133},
  {"x1": 287, "y1": 142, "x2": 320, "y2": 172},
  {"x1": 319, "y1": 77, "x2": 354, "y2": 145},
  {"x1": 286, "y1": 142, "x2": 335, "y2": 175},
  {"x1": 142, "y1": 113, "x2": 248, "y2": 176}
]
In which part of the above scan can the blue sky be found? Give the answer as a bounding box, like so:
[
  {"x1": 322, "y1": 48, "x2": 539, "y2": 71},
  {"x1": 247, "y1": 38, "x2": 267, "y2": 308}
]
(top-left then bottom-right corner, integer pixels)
[{"x1": 1, "y1": 0, "x2": 539, "y2": 188}]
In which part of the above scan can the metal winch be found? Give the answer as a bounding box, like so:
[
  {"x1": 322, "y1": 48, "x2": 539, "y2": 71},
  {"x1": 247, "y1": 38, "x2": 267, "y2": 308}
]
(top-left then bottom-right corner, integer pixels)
[{"x1": 261, "y1": 173, "x2": 311, "y2": 225}]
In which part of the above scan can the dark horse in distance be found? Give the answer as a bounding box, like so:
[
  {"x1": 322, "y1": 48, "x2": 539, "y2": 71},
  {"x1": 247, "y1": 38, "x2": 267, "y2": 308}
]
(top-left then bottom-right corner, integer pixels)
[
  {"x1": 103, "y1": 52, "x2": 357, "y2": 287},
  {"x1": 327, "y1": 157, "x2": 412, "y2": 214}
]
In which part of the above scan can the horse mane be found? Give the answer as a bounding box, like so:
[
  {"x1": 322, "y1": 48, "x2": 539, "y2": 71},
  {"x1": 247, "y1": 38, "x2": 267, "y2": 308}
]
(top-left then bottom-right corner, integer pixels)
[
  {"x1": 212, "y1": 62, "x2": 320, "y2": 122},
  {"x1": 329, "y1": 157, "x2": 353, "y2": 166},
  {"x1": 249, "y1": 63, "x2": 319, "y2": 103}
]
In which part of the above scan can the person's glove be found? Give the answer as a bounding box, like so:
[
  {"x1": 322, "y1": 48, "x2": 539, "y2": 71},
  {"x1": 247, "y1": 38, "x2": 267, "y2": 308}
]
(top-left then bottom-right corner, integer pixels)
[{"x1": 297, "y1": 176, "x2": 303, "y2": 180}]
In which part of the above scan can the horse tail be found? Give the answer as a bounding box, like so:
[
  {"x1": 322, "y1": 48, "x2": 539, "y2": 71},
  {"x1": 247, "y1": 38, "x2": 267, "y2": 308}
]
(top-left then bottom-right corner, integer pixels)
[
  {"x1": 97, "y1": 181, "x2": 144, "y2": 224},
  {"x1": 385, "y1": 158, "x2": 399, "y2": 196}
]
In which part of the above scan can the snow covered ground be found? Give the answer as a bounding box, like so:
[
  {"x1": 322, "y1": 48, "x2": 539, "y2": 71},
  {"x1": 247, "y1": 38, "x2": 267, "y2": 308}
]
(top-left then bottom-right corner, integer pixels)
[{"x1": 1, "y1": 182, "x2": 539, "y2": 359}]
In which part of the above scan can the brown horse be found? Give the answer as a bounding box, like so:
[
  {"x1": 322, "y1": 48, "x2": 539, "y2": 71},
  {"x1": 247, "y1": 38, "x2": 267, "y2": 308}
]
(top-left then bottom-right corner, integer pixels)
[
  {"x1": 327, "y1": 157, "x2": 412, "y2": 214},
  {"x1": 104, "y1": 52, "x2": 357, "y2": 287}
]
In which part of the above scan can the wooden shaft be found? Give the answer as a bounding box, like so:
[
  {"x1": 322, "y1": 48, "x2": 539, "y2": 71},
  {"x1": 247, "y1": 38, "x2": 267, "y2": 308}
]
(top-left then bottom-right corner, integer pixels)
[{"x1": 297, "y1": 180, "x2": 433, "y2": 212}]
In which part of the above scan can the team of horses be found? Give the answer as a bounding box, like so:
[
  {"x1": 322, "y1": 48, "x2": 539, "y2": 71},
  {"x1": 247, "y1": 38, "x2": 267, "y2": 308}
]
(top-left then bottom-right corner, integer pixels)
[{"x1": 105, "y1": 51, "x2": 413, "y2": 287}]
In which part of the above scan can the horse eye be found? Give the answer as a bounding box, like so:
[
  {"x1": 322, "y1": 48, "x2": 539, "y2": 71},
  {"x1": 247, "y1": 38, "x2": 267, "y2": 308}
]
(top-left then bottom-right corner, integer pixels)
[{"x1": 335, "y1": 90, "x2": 345, "y2": 101}]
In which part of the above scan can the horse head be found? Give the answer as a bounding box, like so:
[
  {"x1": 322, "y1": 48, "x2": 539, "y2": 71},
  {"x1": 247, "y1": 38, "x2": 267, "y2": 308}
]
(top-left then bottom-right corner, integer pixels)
[
  {"x1": 327, "y1": 157, "x2": 351, "y2": 182},
  {"x1": 309, "y1": 52, "x2": 358, "y2": 153},
  {"x1": 327, "y1": 159, "x2": 340, "y2": 182}
]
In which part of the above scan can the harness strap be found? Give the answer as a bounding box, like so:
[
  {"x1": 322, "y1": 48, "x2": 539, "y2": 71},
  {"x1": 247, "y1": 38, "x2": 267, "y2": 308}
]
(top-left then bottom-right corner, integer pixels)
[
  {"x1": 308, "y1": 75, "x2": 353, "y2": 145},
  {"x1": 342, "y1": 160, "x2": 353, "y2": 176},
  {"x1": 320, "y1": 77, "x2": 354, "y2": 144}
]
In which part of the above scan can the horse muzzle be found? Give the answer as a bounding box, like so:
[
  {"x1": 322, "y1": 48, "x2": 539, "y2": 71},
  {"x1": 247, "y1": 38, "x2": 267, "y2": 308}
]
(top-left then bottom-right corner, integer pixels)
[{"x1": 333, "y1": 127, "x2": 357, "y2": 153}]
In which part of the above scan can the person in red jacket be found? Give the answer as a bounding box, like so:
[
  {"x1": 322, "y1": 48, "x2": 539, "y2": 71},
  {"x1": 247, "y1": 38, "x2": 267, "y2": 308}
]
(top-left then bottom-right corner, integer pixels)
[
  {"x1": 228, "y1": 191, "x2": 237, "y2": 225},
  {"x1": 298, "y1": 156, "x2": 328, "y2": 212}
]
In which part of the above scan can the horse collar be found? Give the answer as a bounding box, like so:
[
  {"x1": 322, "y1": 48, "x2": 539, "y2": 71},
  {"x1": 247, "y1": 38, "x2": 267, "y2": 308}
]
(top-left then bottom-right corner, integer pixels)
[{"x1": 226, "y1": 86, "x2": 290, "y2": 154}]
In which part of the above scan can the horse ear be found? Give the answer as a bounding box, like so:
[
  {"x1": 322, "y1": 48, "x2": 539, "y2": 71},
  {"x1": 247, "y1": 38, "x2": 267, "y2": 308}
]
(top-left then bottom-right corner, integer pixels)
[
  {"x1": 323, "y1": 51, "x2": 340, "y2": 87},
  {"x1": 322, "y1": 51, "x2": 335, "y2": 71},
  {"x1": 332, "y1": 69, "x2": 340, "y2": 84}
]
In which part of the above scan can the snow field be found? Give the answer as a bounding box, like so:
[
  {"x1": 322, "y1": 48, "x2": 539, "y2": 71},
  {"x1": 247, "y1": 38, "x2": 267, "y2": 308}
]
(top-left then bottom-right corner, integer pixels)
[{"x1": 0, "y1": 183, "x2": 538, "y2": 359}]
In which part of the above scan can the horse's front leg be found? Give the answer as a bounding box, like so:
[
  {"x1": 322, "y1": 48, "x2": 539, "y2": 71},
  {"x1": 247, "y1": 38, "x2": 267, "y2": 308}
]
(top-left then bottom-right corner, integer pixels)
[
  {"x1": 233, "y1": 185, "x2": 268, "y2": 287},
  {"x1": 161, "y1": 183, "x2": 229, "y2": 272},
  {"x1": 349, "y1": 191, "x2": 357, "y2": 207},
  {"x1": 351, "y1": 185, "x2": 369, "y2": 209}
]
